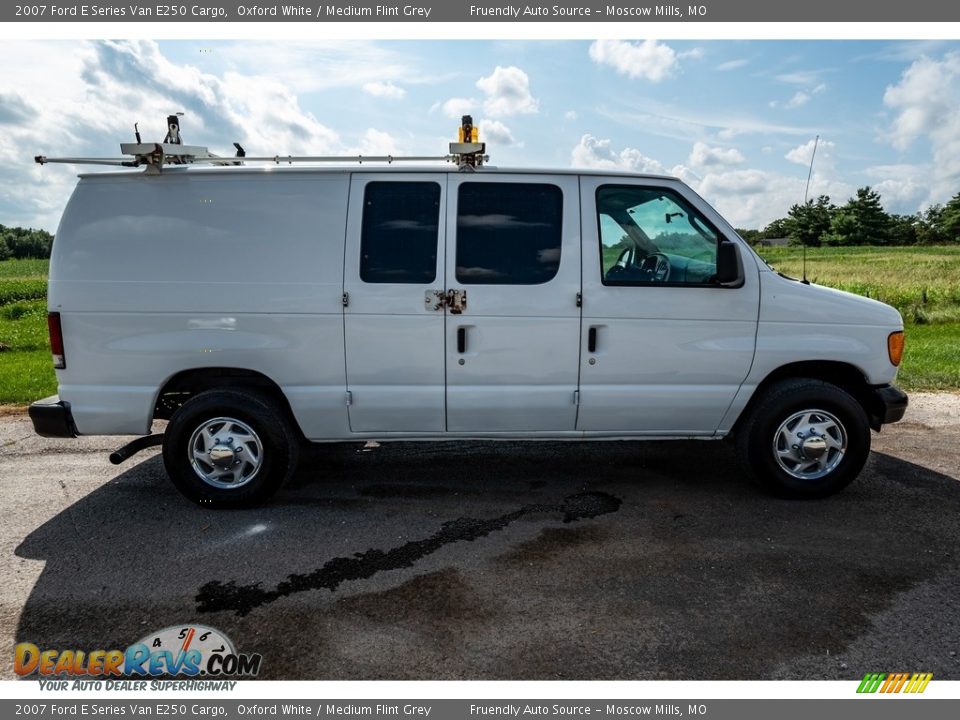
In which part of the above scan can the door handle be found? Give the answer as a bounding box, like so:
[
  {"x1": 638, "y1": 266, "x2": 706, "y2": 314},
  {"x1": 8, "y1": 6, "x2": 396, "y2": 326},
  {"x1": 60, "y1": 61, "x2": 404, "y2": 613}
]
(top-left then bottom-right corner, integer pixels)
[
  {"x1": 588, "y1": 326, "x2": 597, "y2": 353},
  {"x1": 457, "y1": 327, "x2": 467, "y2": 353}
]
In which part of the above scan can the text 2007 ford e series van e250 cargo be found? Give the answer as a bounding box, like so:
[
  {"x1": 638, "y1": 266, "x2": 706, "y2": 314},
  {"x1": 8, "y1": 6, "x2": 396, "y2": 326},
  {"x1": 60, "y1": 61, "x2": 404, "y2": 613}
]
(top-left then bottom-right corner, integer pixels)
[{"x1": 29, "y1": 118, "x2": 908, "y2": 506}]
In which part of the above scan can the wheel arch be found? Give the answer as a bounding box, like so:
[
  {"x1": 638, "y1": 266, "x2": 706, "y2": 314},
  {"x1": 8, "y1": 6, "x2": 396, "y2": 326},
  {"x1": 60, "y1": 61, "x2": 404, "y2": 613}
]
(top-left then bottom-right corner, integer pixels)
[
  {"x1": 733, "y1": 360, "x2": 886, "y2": 433},
  {"x1": 153, "y1": 367, "x2": 304, "y2": 438}
]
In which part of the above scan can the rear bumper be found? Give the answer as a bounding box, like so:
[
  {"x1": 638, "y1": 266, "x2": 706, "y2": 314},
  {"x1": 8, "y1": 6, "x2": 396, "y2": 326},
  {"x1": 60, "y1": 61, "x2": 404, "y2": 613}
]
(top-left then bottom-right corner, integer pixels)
[
  {"x1": 28, "y1": 395, "x2": 78, "y2": 438},
  {"x1": 871, "y1": 384, "x2": 909, "y2": 425}
]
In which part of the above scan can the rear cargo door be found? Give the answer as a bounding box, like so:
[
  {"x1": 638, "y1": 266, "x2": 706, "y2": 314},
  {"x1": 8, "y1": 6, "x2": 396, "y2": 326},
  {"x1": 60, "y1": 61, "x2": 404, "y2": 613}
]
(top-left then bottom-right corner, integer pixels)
[{"x1": 343, "y1": 174, "x2": 447, "y2": 432}]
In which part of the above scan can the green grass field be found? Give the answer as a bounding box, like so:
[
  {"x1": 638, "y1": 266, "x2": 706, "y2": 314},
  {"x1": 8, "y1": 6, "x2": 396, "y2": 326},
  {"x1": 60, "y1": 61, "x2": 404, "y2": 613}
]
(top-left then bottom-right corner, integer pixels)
[
  {"x1": 0, "y1": 249, "x2": 958, "y2": 405},
  {"x1": 0, "y1": 259, "x2": 55, "y2": 404}
]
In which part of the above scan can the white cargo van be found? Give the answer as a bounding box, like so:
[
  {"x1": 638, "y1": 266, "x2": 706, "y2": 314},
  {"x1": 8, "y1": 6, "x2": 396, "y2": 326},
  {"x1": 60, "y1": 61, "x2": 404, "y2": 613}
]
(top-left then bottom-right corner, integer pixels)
[{"x1": 30, "y1": 118, "x2": 907, "y2": 506}]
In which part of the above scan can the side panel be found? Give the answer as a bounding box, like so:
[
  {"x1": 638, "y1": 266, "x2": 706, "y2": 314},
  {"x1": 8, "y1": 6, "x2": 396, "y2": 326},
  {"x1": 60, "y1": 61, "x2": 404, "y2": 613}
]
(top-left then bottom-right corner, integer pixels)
[
  {"x1": 443, "y1": 174, "x2": 582, "y2": 432},
  {"x1": 577, "y1": 176, "x2": 760, "y2": 434},
  {"x1": 60, "y1": 313, "x2": 342, "y2": 436},
  {"x1": 49, "y1": 172, "x2": 349, "y2": 438},
  {"x1": 342, "y1": 174, "x2": 447, "y2": 432}
]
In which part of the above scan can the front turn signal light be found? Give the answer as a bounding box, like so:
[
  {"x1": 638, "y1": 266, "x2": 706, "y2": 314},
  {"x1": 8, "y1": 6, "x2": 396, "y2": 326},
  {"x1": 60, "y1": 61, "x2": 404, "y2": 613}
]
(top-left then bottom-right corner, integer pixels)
[{"x1": 888, "y1": 331, "x2": 905, "y2": 367}]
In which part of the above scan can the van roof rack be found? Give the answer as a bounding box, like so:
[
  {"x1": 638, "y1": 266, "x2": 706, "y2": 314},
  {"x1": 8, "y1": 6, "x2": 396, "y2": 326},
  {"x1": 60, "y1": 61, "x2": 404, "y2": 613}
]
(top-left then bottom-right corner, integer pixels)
[{"x1": 36, "y1": 114, "x2": 489, "y2": 174}]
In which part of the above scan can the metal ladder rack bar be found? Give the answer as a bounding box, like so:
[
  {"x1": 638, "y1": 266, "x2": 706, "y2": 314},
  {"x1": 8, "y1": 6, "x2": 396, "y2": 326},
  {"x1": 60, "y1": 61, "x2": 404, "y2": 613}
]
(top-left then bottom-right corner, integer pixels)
[
  {"x1": 35, "y1": 114, "x2": 488, "y2": 171},
  {"x1": 190, "y1": 154, "x2": 455, "y2": 164},
  {"x1": 35, "y1": 153, "x2": 483, "y2": 168},
  {"x1": 35, "y1": 157, "x2": 138, "y2": 167}
]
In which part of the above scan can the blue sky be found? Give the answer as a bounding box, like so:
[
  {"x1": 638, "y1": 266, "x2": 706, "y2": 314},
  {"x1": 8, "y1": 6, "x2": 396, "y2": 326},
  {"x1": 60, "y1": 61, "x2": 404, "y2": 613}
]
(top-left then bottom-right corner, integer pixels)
[{"x1": 3, "y1": 39, "x2": 959, "y2": 231}]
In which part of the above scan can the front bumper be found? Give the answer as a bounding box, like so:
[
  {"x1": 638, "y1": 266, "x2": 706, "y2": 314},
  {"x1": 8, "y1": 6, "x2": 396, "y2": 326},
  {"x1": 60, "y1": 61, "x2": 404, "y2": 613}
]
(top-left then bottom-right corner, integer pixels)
[
  {"x1": 870, "y1": 384, "x2": 909, "y2": 426},
  {"x1": 28, "y1": 395, "x2": 78, "y2": 438}
]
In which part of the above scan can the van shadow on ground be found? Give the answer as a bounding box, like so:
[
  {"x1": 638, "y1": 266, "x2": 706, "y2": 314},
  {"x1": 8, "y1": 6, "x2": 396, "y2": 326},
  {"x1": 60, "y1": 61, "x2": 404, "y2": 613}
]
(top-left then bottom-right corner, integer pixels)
[{"x1": 14, "y1": 440, "x2": 960, "y2": 679}]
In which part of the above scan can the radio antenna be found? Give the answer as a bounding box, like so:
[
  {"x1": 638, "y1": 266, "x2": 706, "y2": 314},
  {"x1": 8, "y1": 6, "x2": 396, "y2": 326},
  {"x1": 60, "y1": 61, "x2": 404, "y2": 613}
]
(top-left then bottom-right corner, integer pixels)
[{"x1": 801, "y1": 134, "x2": 819, "y2": 284}]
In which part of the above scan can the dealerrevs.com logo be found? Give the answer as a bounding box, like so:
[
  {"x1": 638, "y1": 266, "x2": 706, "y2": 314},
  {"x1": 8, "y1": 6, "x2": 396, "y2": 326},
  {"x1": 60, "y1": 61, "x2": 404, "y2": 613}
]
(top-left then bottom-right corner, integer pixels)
[
  {"x1": 857, "y1": 672, "x2": 933, "y2": 694},
  {"x1": 15, "y1": 625, "x2": 262, "y2": 681}
]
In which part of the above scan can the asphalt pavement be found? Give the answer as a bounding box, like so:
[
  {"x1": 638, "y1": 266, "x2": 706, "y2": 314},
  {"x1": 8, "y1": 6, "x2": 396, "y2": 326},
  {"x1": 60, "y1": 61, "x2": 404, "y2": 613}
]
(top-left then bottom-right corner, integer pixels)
[{"x1": 1, "y1": 395, "x2": 958, "y2": 680}]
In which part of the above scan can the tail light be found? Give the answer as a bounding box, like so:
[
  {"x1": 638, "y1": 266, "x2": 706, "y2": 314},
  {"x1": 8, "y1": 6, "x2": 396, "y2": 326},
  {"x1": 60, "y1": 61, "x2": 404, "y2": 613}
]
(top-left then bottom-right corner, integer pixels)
[
  {"x1": 887, "y1": 331, "x2": 904, "y2": 367},
  {"x1": 47, "y1": 312, "x2": 65, "y2": 369}
]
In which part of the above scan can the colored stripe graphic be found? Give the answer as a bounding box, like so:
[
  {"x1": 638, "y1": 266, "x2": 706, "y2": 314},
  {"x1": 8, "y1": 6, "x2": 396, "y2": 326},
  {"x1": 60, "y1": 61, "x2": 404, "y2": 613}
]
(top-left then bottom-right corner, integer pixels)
[
  {"x1": 882, "y1": 672, "x2": 906, "y2": 693},
  {"x1": 857, "y1": 672, "x2": 932, "y2": 693},
  {"x1": 857, "y1": 673, "x2": 885, "y2": 693},
  {"x1": 905, "y1": 673, "x2": 933, "y2": 693}
]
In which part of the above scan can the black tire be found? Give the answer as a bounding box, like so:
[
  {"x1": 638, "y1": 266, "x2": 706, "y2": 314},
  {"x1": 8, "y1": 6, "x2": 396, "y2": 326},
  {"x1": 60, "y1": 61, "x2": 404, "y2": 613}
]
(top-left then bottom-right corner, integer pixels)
[
  {"x1": 735, "y1": 378, "x2": 871, "y2": 499},
  {"x1": 162, "y1": 389, "x2": 299, "y2": 507}
]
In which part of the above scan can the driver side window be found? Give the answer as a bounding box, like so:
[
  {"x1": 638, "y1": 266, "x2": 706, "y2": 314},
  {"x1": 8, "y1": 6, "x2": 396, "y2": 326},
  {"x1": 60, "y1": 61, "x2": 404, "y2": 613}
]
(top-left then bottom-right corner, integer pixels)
[{"x1": 597, "y1": 185, "x2": 719, "y2": 286}]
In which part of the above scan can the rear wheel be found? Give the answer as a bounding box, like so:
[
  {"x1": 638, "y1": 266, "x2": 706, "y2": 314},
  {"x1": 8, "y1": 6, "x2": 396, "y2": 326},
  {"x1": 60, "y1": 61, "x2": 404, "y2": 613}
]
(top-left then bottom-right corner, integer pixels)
[
  {"x1": 163, "y1": 389, "x2": 299, "y2": 507},
  {"x1": 735, "y1": 378, "x2": 871, "y2": 498}
]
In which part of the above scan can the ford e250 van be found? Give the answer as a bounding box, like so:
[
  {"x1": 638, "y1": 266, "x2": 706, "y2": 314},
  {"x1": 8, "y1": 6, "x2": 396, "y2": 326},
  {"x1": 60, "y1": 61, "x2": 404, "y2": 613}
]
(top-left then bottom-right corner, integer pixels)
[{"x1": 29, "y1": 119, "x2": 907, "y2": 506}]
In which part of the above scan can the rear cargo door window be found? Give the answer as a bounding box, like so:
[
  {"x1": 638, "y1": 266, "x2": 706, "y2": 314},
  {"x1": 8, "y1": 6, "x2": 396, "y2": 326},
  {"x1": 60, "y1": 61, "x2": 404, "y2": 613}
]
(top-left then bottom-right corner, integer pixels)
[
  {"x1": 455, "y1": 182, "x2": 563, "y2": 285},
  {"x1": 360, "y1": 181, "x2": 441, "y2": 283}
]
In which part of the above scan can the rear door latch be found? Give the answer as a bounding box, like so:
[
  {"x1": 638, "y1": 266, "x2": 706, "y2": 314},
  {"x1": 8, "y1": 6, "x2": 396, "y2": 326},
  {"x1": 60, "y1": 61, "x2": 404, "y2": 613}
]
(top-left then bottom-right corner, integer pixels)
[
  {"x1": 446, "y1": 288, "x2": 467, "y2": 314},
  {"x1": 425, "y1": 289, "x2": 468, "y2": 313}
]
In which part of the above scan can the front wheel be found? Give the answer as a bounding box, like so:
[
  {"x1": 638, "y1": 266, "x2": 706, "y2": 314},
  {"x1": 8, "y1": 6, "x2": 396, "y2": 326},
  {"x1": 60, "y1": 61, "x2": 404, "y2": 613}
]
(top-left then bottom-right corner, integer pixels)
[
  {"x1": 163, "y1": 389, "x2": 300, "y2": 507},
  {"x1": 735, "y1": 378, "x2": 871, "y2": 498}
]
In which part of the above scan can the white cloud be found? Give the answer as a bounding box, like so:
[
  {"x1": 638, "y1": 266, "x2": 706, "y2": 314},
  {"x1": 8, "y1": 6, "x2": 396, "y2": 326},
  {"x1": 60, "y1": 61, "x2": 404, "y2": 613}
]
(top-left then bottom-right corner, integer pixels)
[
  {"x1": 863, "y1": 164, "x2": 932, "y2": 214},
  {"x1": 883, "y1": 55, "x2": 959, "y2": 148},
  {"x1": 695, "y1": 168, "x2": 852, "y2": 228},
  {"x1": 350, "y1": 129, "x2": 402, "y2": 156},
  {"x1": 776, "y1": 70, "x2": 826, "y2": 87},
  {"x1": 772, "y1": 84, "x2": 825, "y2": 109},
  {"x1": 216, "y1": 41, "x2": 422, "y2": 94},
  {"x1": 696, "y1": 170, "x2": 804, "y2": 227},
  {"x1": 588, "y1": 40, "x2": 679, "y2": 83},
  {"x1": 601, "y1": 106, "x2": 813, "y2": 145},
  {"x1": 716, "y1": 58, "x2": 749, "y2": 72},
  {"x1": 0, "y1": 91, "x2": 35, "y2": 124},
  {"x1": 439, "y1": 66, "x2": 538, "y2": 124},
  {"x1": 570, "y1": 134, "x2": 667, "y2": 173},
  {"x1": 873, "y1": 181, "x2": 929, "y2": 213},
  {"x1": 362, "y1": 81, "x2": 405, "y2": 99},
  {"x1": 698, "y1": 169, "x2": 774, "y2": 197},
  {"x1": 0, "y1": 40, "x2": 428, "y2": 230},
  {"x1": 564, "y1": 110, "x2": 578, "y2": 121},
  {"x1": 475, "y1": 66, "x2": 539, "y2": 117},
  {"x1": 480, "y1": 119, "x2": 518, "y2": 147},
  {"x1": 442, "y1": 97, "x2": 475, "y2": 119},
  {"x1": 688, "y1": 142, "x2": 745, "y2": 169},
  {"x1": 679, "y1": 48, "x2": 704, "y2": 60},
  {"x1": 883, "y1": 51, "x2": 960, "y2": 205},
  {"x1": 785, "y1": 138, "x2": 836, "y2": 171}
]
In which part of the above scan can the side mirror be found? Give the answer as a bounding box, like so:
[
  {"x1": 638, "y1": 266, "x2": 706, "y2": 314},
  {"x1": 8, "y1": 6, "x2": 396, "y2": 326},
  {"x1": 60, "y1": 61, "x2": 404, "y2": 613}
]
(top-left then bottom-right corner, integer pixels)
[{"x1": 715, "y1": 241, "x2": 743, "y2": 287}]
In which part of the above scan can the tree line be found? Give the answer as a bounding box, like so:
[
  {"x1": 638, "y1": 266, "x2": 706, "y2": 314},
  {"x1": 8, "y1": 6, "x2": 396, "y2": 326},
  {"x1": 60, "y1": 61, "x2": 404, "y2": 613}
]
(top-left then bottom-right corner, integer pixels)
[
  {"x1": 738, "y1": 188, "x2": 960, "y2": 246},
  {"x1": 0, "y1": 225, "x2": 54, "y2": 260}
]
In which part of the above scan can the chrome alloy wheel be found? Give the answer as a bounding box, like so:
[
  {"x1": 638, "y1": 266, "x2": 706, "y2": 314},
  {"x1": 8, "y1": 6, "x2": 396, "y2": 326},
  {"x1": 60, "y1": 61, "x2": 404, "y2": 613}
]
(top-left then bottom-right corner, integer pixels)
[
  {"x1": 187, "y1": 417, "x2": 264, "y2": 489},
  {"x1": 772, "y1": 409, "x2": 847, "y2": 480}
]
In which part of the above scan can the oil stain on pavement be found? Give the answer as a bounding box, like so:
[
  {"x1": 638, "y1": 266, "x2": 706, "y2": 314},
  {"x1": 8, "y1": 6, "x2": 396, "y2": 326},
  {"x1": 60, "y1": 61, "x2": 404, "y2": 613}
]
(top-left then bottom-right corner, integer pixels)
[{"x1": 195, "y1": 491, "x2": 621, "y2": 617}]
